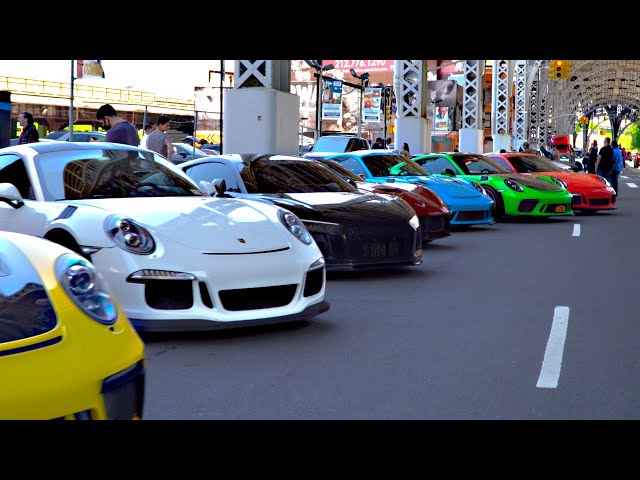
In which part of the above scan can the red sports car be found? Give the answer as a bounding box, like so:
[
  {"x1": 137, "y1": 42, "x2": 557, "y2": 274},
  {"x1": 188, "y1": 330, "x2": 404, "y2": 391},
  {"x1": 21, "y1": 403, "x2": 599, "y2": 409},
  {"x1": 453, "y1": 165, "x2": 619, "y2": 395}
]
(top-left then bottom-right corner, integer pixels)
[
  {"x1": 488, "y1": 152, "x2": 616, "y2": 213},
  {"x1": 319, "y1": 159, "x2": 451, "y2": 242}
]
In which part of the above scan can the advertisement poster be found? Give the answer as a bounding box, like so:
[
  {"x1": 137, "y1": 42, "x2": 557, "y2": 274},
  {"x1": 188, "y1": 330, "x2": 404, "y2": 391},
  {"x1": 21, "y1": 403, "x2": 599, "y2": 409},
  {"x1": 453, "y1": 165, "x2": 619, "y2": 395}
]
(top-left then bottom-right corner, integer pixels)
[
  {"x1": 434, "y1": 106, "x2": 453, "y2": 131},
  {"x1": 363, "y1": 87, "x2": 382, "y2": 123},
  {"x1": 321, "y1": 78, "x2": 343, "y2": 121}
]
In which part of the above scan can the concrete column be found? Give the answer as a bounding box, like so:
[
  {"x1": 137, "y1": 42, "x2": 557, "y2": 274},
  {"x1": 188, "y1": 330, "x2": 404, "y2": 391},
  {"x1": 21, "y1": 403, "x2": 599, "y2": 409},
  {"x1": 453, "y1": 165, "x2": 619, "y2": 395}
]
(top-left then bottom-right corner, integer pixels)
[{"x1": 223, "y1": 60, "x2": 299, "y2": 155}]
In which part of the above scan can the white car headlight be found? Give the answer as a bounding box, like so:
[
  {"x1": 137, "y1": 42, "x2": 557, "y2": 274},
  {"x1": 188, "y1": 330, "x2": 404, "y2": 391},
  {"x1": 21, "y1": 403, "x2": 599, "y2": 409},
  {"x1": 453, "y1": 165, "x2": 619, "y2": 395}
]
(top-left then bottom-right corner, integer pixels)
[
  {"x1": 409, "y1": 214, "x2": 420, "y2": 230},
  {"x1": 551, "y1": 177, "x2": 568, "y2": 188},
  {"x1": 279, "y1": 210, "x2": 313, "y2": 245},
  {"x1": 105, "y1": 215, "x2": 156, "y2": 255},
  {"x1": 470, "y1": 181, "x2": 487, "y2": 195},
  {"x1": 56, "y1": 253, "x2": 118, "y2": 325}
]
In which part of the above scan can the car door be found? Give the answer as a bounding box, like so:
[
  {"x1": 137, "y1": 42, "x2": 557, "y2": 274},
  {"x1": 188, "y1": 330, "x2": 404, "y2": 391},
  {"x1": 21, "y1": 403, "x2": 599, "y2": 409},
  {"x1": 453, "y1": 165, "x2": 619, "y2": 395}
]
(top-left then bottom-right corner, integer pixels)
[{"x1": 0, "y1": 154, "x2": 48, "y2": 236}]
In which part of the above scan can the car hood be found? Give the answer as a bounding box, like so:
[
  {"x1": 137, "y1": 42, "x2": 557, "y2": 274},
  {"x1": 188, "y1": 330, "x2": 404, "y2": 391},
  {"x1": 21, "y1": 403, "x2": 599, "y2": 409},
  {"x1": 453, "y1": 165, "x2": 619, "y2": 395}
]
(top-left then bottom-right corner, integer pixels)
[
  {"x1": 355, "y1": 182, "x2": 447, "y2": 214},
  {"x1": 65, "y1": 197, "x2": 290, "y2": 253},
  {"x1": 468, "y1": 173, "x2": 562, "y2": 191},
  {"x1": 231, "y1": 191, "x2": 415, "y2": 223},
  {"x1": 371, "y1": 175, "x2": 484, "y2": 198},
  {"x1": 522, "y1": 171, "x2": 611, "y2": 189}
]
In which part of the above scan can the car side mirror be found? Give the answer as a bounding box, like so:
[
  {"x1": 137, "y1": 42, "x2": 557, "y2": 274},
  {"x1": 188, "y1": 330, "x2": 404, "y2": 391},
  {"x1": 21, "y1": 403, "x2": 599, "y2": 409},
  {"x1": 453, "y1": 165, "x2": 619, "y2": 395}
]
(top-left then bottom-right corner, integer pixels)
[
  {"x1": 442, "y1": 168, "x2": 456, "y2": 176},
  {"x1": 211, "y1": 178, "x2": 227, "y2": 197},
  {"x1": 0, "y1": 183, "x2": 24, "y2": 209},
  {"x1": 198, "y1": 180, "x2": 216, "y2": 196}
]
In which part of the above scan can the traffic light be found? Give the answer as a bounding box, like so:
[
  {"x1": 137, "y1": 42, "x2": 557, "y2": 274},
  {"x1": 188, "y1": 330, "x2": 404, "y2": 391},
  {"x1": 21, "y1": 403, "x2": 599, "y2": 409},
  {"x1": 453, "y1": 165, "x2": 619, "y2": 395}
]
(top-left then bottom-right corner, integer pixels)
[
  {"x1": 548, "y1": 60, "x2": 572, "y2": 80},
  {"x1": 385, "y1": 104, "x2": 391, "y2": 121},
  {"x1": 548, "y1": 60, "x2": 562, "y2": 79}
]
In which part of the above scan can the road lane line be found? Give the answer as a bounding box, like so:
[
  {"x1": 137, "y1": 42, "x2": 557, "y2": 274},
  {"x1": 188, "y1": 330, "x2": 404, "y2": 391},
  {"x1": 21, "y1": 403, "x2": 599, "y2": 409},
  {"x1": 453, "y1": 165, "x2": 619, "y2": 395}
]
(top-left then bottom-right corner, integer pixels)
[
  {"x1": 620, "y1": 175, "x2": 629, "y2": 179},
  {"x1": 572, "y1": 224, "x2": 580, "y2": 237},
  {"x1": 628, "y1": 183, "x2": 638, "y2": 188},
  {"x1": 536, "y1": 306, "x2": 570, "y2": 389}
]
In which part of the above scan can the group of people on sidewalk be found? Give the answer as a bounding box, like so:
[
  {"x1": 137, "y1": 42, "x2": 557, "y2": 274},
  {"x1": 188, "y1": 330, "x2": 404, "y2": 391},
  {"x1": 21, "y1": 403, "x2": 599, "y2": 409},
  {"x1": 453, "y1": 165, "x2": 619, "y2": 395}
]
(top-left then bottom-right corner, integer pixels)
[{"x1": 591, "y1": 137, "x2": 625, "y2": 195}]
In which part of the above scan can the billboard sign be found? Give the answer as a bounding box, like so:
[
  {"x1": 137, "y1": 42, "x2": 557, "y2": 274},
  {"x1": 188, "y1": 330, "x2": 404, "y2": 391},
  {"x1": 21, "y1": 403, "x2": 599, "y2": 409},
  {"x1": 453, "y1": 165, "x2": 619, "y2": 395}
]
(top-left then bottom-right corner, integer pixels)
[
  {"x1": 321, "y1": 78, "x2": 343, "y2": 121},
  {"x1": 363, "y1": 87, "x2": 382, "y2": 123}
]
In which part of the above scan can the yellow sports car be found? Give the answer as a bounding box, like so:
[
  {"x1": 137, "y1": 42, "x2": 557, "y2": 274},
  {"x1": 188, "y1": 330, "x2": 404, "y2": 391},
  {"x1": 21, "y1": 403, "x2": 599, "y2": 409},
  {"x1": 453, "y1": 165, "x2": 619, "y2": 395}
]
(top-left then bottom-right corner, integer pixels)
[{"x1": 0, "y1": 231, "x2": 145, "y2": 420}]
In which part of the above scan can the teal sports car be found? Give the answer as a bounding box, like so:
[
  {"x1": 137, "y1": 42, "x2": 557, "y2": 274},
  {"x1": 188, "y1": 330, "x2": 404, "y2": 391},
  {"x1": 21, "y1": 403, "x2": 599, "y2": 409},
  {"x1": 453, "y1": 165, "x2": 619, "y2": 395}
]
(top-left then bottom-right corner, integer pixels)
[{"x1": 412, "y1": 152, "x2": 574, "y2": 219}]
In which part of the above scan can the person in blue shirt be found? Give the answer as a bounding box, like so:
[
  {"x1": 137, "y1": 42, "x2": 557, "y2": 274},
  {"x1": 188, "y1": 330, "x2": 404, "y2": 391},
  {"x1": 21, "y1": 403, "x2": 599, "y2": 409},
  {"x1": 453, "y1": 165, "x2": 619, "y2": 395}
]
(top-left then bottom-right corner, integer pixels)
[{"x1": 610, "y1": 139, "x2": 624, "y2": 196}]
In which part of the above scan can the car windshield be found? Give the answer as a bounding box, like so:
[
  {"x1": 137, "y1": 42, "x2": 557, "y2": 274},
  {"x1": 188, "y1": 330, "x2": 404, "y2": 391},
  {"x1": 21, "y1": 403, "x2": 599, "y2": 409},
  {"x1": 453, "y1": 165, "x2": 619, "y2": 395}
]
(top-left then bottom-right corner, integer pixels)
[
  {"x1": 243, "y1": 159, "x2": 359, "y2": 194},
  {"x1": 360, "y1": 154, "x2": 427, "y2": 177},
  {"x1": 506, "y1": 154, "x2": 564, "y2": 173},
  {"x1": 319, "y1": 159, "x2": 364, "y2": 183},
  {"x1": 451, "y1": 153, "x2": 511, "y2": 175},
  {"x1": 33, "y1": 147, "x2": 205, "y2": 201}
]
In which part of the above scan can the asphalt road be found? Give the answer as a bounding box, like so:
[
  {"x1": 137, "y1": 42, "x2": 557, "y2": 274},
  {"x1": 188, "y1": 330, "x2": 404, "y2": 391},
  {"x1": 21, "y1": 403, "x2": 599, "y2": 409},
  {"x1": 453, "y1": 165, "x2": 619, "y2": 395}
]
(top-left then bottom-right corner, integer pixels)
[{"x1": 140, "y1": 166, "x2": 640, "y2": 420}]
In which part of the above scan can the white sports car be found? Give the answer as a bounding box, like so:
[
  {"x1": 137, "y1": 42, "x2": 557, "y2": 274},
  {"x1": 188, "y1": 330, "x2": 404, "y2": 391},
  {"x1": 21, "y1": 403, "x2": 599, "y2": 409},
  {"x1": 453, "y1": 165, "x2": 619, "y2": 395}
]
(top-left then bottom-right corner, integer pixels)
[{"x1": 0, "y1": 142, "x2": 329, "y2": 332}]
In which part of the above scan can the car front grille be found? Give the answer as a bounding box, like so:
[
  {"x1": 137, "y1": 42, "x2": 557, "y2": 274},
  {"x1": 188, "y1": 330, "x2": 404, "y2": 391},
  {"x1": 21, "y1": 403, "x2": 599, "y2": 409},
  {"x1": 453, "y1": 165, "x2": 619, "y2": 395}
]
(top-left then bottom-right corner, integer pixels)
[
  {"x1": 343, "y1": 222, "x2": 415, "y2": 260},
  {"x1": 454, "y1": 210, "x2": 487, "y2": 221},
  {"x1": 219, "y1": 284, "x2": 297, "y2": 311}
]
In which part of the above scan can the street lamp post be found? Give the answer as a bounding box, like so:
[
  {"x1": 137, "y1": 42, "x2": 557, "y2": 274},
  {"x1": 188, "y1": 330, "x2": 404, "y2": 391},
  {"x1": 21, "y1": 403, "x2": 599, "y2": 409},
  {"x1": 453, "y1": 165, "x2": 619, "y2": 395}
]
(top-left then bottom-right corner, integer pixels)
[
  {"x1": 350, "y1": 69, "x2": 369, "y2": 139},
  {"x1": 305, "y1": 60, "x2": 334, "y2": 141}
]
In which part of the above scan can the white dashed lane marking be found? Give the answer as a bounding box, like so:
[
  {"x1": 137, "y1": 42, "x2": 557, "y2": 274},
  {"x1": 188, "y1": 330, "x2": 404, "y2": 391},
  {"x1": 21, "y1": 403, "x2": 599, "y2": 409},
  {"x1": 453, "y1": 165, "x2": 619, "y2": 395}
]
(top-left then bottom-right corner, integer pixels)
[
  {"x1": 627, "y1": 183, "x2": 638, "y2": 188},
  {"x1": 537, "y1": 306, "x2": 570, "y2": 389},
  {"x1": 572, "y1": 224, "x2": 580, "y2": 237}
]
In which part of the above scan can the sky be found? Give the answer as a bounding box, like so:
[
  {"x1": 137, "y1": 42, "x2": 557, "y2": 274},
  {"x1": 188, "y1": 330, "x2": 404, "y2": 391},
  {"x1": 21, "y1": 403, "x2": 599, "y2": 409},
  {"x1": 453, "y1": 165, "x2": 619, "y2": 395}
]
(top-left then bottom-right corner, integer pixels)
[{"x1": 0, "y1": 60, "x2": 231, "y2": 100}]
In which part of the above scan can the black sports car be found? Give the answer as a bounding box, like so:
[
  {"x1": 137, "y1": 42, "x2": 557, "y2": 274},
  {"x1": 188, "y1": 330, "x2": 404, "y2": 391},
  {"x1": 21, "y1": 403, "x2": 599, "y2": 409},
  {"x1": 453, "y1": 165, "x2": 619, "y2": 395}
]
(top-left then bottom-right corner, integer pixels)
[{"x1": 178, "y1": 154, "x2": 423, "y2": 271}]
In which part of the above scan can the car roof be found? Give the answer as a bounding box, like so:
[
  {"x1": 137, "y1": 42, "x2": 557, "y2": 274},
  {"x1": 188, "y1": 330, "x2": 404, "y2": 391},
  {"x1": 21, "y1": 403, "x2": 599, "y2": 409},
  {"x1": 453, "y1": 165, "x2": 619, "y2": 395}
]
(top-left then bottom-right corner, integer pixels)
[
  {"x1": 178, "y1": 153, "x2": 315, "y2": 169},
  {"x1": 0, "y1": 141, "x2": 145, "y2": 154}
]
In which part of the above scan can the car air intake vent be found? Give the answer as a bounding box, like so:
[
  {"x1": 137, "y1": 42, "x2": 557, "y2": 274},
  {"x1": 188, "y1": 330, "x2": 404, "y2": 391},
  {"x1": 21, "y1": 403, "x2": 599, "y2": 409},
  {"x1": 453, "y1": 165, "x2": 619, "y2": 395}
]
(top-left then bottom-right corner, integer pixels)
[{"x1": 220, "y1": 285, "x2": 297, "y2": 311}]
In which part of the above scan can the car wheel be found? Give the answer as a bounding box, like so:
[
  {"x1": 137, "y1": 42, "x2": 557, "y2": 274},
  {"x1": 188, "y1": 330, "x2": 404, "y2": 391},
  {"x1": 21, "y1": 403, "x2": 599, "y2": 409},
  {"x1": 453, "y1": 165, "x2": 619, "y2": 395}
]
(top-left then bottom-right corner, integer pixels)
[{"x1": 484, "y1": 186, "x2": 504, "y2": 219}]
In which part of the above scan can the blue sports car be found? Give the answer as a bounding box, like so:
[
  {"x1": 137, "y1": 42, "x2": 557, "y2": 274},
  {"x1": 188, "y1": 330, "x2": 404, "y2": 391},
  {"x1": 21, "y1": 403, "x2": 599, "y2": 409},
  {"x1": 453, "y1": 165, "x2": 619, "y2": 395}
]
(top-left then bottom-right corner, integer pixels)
[{"x1": 304, "y1": 150, "x2": 494, "y2": 226}]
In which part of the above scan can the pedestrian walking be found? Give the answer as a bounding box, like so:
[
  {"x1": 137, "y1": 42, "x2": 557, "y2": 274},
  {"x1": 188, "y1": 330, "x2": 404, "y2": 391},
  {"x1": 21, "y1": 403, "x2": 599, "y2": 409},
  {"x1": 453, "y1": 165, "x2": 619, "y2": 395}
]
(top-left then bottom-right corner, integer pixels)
[
  {"x1": 17, "y1": 111, "x2": 39, "y2": 144},
  {"x1": 595, "y1": 137, "x2": 614, "y2": 185},
  {"x1": 96, "y1": 104, "x2": 139, "y2": 146},
  {"x1": 610, "y1": 139, "x2": 624, "y2": 196},
  {"x1": 586, "y1": 140, "x2": 598, "y2": 174},
  {"x1": 140, "y1": 123, "x2": 155, "y2": 149},
  {"x1": 145, "y1": 115, "x2": 174, "y2": 159}
]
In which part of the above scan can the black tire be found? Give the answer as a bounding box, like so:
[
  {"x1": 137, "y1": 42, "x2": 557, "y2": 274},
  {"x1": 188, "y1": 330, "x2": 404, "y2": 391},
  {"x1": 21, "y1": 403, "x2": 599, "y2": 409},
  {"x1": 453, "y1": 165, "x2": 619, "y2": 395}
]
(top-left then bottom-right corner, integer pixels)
[{"x1": 484, "y1": 186, "x2": 504, "y2": 219}]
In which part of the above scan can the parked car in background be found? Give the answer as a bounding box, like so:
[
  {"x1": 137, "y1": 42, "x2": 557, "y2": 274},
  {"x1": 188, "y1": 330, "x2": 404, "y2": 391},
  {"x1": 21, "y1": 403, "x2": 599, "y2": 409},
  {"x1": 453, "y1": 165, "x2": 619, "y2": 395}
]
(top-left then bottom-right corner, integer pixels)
[
  {"x1": 0, "y1": 231, "x2": 145, "y2": 419},
  {"x1": 43, "y1": 131, "x2": 106, "y2": 142},
  {"x1": 412, "y1": 152, "x2": 574, "y2": 220},
  {"x1": 0, "y1": 142, "x2": 329, "y2": 332},
  {"x1": 318, "y1": 158, "x2": 452, "y2": 243},
  {"x1": 633, "y1": 151, "x2": 640, "y2": 168},
  {"x1": 170, "y1": 142, "x2": 218, "y2": 164},
  {"x1": 305, "y1": 150, "x2": 494, "y2": 227},
  {"x1": 199, "y1": 143, "x2": 221, "y2": 154},
  {"x1": 178, "y1": 153, "x2": 424, "y2": 271},
  {"x1": 310, "y1": 135, "x2": 370, "y2": 153},
  {"x1": 487, "y1": 152, "x2": 616, "y2": 214}
]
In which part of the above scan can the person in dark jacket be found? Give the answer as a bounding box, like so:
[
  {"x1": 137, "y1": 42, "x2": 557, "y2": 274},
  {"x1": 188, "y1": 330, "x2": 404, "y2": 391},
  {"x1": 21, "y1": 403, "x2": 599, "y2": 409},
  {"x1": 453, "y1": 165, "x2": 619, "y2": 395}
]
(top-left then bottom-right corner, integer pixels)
[
  {"x1": 17, "y1": 112, "x2": 39, "y2": 144},
  {"x1": 586, "y1": 140, "x2": 598, "y2": 174}
]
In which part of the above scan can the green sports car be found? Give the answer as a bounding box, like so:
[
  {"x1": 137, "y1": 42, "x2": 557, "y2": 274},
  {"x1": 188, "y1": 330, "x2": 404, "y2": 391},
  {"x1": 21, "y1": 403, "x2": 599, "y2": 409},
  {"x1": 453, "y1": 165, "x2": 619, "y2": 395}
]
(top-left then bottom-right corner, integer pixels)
[{"x1": 412, "y1": 152, "x2": 573, "y2": 219}]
